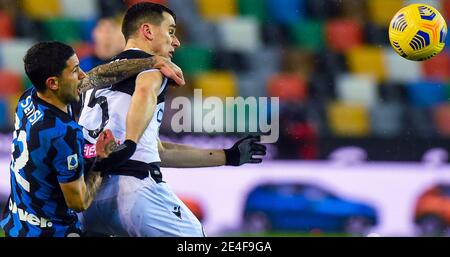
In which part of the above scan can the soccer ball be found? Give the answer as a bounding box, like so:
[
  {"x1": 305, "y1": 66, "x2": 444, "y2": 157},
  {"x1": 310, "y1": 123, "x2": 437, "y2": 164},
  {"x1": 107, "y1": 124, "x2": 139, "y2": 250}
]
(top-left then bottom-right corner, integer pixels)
[{"x1": 389, "y1": 4, "x2": 447, "y2": 61}]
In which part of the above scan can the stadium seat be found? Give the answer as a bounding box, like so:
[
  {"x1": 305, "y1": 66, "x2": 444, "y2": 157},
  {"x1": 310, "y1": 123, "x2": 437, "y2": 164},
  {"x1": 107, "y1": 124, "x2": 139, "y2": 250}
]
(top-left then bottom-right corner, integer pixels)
[
  {"x1": 443, "y1": 84, "x2": 450, "y2": 101},
  {"x1": 406, "y1": 107, "x2": 436, "y2": 137},
  {"x1": 325, "y1": 18, "x2": 363, "y2": 52},
  {"x1": 378, "y1": 82, "x2": 409, "y2": 103},
  {"x1": 216, "y1": 17, "x2": 261, "y2": 53},
  {"x1": 407, "y1": 81, "x2": 446, "y2": 107},
  {"x1": 0, "y1": 39, "x2": 34, "y2": 74},
  {"x1": 289, "y1": 19, "x2": 325, "y2": 52},
  {"x1": 42, "y1": 18, "x2": 82, "y2": 44},
  {"x1": 314, "y1": 50, "x2": 348, "y2": 76},
  {"x1": 306, "y1": 100, "x2": 330, "y2": 135},
  {"x1": 14, "y1": 14, "x2": 44, "y2": 40},
  {"x1": 327, "y1": 101, "x2": 370, "y2": 137},
  {"x1": 370, "y1": 102, "x2": 405, "y2": 137},
  {"x1": 246, "y1": 47, "x2": 282, "y2": 74},
  {"x1": 194, "y1": 71, "x2": 237, "y2": 98},
  {"x1": 336, "y1": 74, "x2": 378, "y2": 108},
  {"x1": 432, "y1": 103, "x2": 450, "y2": 136},
  {"x1": 237, "y1": 0, "x2": 267, "y2": 21},
  {"x1": 172, "y1": 45, "x2": 213, "y2": 75},
  {"x1": 281, "y1": 48, "x2": 314, "y2": 77},
  {"x1": 422, "y1": 51, "x2": 450, "y2": 81},
  {"x1": 0, "y1": 11, "x2": 14, "y2": 39},
  {"x1": 341, "y1": 0, "x2": 367, "y2": 22},
  {"x1": 237, "y1": 71, "x2": 270, "y2": 97},
  {"x1": 304, "y1": 0, "x2": 342, "y2": 19},
  {"x1": 267, "y1": 0, "x2": 305, "y2": 24},
  {"x1": 61, "y1": 0, "x2": 99, "y2": 19},
  {"x1": 384, "y1": 48, "x2": 422, "y2": 83},
  {"x1": 0, "y1": 70, "x2": 22, "y2": 97},
  {"x1": 21, "y1": 0, "x2": 61, "y2": 20},
  {"x1": 267, "y1": 73, "x2": 308, "y2": 103},
  {"x1": 168, "y1": 0, "x2": 200, "y2": 22},
  {"x1": 182, "y1": 20, "x2": 219, "y2": 49},
  {"x1": 213, "y1": 51, "x2": 249, "y2": 73},
  {"x1": 261, "y1": 23, "x2": 291, "y2": 47},
  {"x1": 364, "y1": 22, "x2": 390, "y2": 46},
  {"x1": 196, "y1": 0, "x2": 237, "y2": 21},
  {"x1": 308, "y1": 72, "x2": 336, "y2": 102},
  {"x1": 367, "y1": 0, "x2": 404, "y2": 27},
  {"x1": 346, "y1": 45, "x2": 386, "y2": 81}
]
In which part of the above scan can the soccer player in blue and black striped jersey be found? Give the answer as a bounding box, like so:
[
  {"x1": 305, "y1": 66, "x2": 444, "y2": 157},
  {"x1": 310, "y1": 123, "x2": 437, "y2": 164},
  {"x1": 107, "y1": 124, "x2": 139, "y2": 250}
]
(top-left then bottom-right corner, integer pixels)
[
  {"x1": 0, "y1": 36, "x2": 186, "y2": 237},
  {"x1": 0, "y1": 42, "x2": 121, "y2": 237}
]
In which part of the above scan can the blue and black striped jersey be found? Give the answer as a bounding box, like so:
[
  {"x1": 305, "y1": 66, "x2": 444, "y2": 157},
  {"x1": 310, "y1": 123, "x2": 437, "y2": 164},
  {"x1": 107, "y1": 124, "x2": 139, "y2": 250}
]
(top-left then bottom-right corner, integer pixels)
[{"x1": 1, "y1": 88, "x2": 84, "y2": 237}]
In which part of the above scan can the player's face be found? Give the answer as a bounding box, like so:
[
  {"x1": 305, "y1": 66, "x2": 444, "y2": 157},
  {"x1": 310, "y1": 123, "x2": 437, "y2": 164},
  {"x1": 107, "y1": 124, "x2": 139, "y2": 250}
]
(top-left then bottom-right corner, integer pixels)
[
  {"x1": 151, "y1": 12, "x2": 180, "y2": 59},
  {"x1": 57, "y1": 54, "x2": 86, "y2": 104}
]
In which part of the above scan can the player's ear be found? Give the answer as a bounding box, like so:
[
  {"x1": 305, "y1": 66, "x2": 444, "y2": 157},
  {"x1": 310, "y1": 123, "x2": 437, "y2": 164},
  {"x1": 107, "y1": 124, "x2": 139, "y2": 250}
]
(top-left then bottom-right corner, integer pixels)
[
  {"x1": 46, "y1": 77, "x2": 59, "y2": 91},
  {"x1": 141, "y1": 23, "x2": 153, "y2": 41}
]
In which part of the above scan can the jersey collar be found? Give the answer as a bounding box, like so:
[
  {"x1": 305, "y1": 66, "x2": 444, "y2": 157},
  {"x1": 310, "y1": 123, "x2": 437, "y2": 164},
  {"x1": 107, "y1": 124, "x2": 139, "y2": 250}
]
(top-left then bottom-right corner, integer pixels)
[{"x1": 31, "y1": 89, "x2": 74, "y2": 122}]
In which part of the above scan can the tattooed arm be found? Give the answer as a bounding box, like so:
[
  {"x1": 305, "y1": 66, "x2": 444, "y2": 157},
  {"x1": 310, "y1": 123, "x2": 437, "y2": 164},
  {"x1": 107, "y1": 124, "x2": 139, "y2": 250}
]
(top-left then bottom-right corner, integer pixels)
[
  {"x1": 79, "y1": 56, "x2": 185, "y2": 93},
  {"x1": 60, "y1": 130, "x2": 117, "y2": 212}
]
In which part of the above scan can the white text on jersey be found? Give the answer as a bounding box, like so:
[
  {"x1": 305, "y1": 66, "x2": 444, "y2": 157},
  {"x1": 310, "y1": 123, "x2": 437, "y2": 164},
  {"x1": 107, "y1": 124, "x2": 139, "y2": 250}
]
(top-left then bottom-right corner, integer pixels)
[
  {"x1": 9, "y1": 199, "x2": 53, "y2": 228},
  {"x1": 21, "y1": 95, "x2": 43, "y2": 126}
]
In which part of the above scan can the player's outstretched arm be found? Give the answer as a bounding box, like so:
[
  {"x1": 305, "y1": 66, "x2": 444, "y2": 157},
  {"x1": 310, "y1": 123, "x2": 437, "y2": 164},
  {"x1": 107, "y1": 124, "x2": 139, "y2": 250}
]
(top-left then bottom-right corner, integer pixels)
[
  {"x1": 158, "y1": 136, "x2": 267, "y2": 168},
  {"x1": 79, "y1": 56, "x2": 184, "y2": 93}
]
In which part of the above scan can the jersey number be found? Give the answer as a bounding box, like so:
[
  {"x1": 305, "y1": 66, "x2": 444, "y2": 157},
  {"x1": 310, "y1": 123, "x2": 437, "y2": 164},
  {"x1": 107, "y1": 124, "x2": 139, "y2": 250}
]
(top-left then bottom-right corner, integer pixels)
[
  {"x1": 11, "y1": 130, "x2": 30, "y2": 192},
  {"x1": 84, "y1": 88, "x2": 109, "y2": 139}
]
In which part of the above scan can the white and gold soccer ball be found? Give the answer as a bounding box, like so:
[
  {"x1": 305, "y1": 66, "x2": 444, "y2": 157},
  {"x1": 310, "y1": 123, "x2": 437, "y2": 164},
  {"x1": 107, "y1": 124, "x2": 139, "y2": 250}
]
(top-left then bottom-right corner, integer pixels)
[{"x1": 389, "y1": 4, "x2": 447, "y2": 61}]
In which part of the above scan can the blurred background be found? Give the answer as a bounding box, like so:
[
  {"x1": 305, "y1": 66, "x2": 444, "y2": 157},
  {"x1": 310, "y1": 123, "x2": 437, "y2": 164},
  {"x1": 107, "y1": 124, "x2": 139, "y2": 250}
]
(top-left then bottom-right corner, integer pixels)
[{"x1": 1, "y1": 0, "x2": 450, "y2": 237}]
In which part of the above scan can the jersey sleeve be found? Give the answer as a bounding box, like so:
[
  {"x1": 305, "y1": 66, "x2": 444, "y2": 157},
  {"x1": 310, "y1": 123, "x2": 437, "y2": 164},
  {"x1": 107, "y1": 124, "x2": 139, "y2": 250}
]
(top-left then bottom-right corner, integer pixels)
[{"x1": 52, "y1": 126, "x2": 84, "y2": 183}]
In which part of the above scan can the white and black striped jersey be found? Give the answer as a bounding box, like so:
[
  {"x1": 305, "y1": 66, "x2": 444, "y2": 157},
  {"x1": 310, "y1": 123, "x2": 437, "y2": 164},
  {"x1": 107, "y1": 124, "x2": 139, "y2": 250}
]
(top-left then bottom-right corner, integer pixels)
[{"x1": 78, "y1": 49, "x2": 169, "y2": 167}]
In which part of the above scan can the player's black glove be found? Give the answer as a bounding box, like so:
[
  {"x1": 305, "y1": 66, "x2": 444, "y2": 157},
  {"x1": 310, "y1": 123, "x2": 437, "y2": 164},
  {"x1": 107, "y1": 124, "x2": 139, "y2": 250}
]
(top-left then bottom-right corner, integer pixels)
[
  {"x1": 93, "y1": 139, "x2": 137, "y2": 172},
  {"x1": 224, "y1": 135, "x2": 267, "y2": 166}
]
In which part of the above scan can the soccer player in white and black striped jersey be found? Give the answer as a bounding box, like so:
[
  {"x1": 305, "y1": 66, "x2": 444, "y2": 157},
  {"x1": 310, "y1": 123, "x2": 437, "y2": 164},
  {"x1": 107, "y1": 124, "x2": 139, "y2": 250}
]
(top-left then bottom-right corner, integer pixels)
[{"x1": 78, "y1": 2, "x2": 267, "y2": 237}]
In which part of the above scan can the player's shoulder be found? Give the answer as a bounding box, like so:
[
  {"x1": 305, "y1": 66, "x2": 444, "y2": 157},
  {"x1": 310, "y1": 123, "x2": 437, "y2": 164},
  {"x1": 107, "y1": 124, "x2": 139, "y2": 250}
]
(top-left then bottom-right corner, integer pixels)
[
  {"x1": 30, "y1": 113, "x2": 80, "y2": 141},
  {"x1": 30, "y1": 103, "x2": 81, "y2": 140}
]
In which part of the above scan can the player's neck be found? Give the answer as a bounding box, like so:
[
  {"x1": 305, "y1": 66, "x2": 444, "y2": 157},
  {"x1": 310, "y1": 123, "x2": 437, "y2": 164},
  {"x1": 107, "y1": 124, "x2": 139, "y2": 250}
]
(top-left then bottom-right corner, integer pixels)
[
  {"x1": 125, "y1": 39, "x2": 155, "y2": 56},
  {"x1": 37, "y1": 91, "x2": 68, "y2": 113}
]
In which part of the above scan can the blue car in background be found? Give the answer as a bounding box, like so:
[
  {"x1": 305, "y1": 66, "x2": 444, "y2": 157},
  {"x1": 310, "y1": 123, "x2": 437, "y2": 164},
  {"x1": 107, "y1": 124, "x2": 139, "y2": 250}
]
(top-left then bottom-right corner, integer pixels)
[{"x1": 243, "y1": 182, "x2": 378, "y2": 235}]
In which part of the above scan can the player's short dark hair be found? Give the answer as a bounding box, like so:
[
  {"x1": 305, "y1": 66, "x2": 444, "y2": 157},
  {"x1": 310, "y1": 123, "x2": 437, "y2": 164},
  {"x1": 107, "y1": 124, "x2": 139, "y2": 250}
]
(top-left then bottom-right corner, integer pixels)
[
  {"x1": 122, "y1": 2, "x2": 176, "y2": 41},
  {"x1": 24, "y1": 41, "x2": 75, "y2": 92}
]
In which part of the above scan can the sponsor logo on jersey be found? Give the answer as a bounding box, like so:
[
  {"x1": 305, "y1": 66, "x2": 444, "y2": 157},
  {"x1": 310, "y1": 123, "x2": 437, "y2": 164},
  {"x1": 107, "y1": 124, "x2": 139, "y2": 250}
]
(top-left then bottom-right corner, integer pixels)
[
  {"x1": 67, "y1": 154, "x2": 78, "y2": 170},
  {"x1": 83, "y1": 144, "x2": 96, "y2": 158},
  {"x1": 9, "y1": 199, "x2": 53, "y2": 228}
]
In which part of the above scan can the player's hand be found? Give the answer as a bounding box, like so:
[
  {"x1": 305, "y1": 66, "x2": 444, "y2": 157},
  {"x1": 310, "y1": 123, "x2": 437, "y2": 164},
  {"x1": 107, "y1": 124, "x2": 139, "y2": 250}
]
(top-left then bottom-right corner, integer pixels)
[
  {"x1": 224, "y1": 135, "x2": 267, "y2": 166},
  {"x1": 95, "y1": 129, "x2": 117, "y2": 159},
  {"x1": 152, "y1": 56, "x2": 185, "y2": 86},
  {"x1": 93, "y1": 139, "x2": 137, "y2": 172}
]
